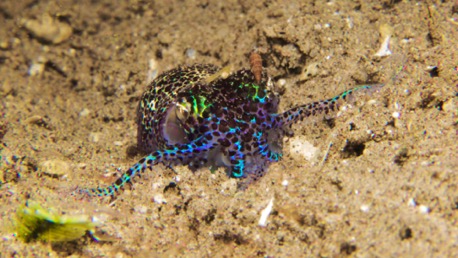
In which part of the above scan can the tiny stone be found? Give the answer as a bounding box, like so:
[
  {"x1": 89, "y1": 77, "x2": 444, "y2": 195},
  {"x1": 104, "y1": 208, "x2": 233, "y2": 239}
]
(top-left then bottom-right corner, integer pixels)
[
  {"x1": 185, "y1": 48, "x2": 196, "y2": 59},
  {"x1": 68, "y1": 48, "x2": 76, "y2": 57},
  {"x1": 314, "y1": 24, "x2": 322, "y2": 30},
  {"x1": 420, "y1": 160, "x2": 432, "y2": 166},
  {"x1": 148, "y1": 58, "x2": 159, "y2": 82},
  {"x1": 442, "y1": 98, "x2": 457, "y2": 113},
  {"x1": 21, "y1": 14, "x2": 73, "y2": 44},
  {"x1": 408, "y1": 198, "x2": 416, "y2": 207},
  {"x1": 367, "y1": 99, "x2": 377, "y2": 105},
  {"x1": 0, "y1": 40, "x2": 9, "y2": 50},
  {"x1": 134, "y1": 205, "x2": 148, "y2": 214},
  {"x1": 392, "y1": 112, "x2": 401, "y2": 119},
  {"x1": 419, "y1": 205, "x2": 430, "y2": 214},
  {"x1": 289, "y1": 136, "x2": 318, "y2": 161},
  {"x1": 153, "y1": 194, "x2": 167, "y2": 204},
  {"x1": 39, "y1": 159, "x2": 69, "y2": 177},
  {"x1": 360, "y1": 205, "x2": 370, "y2": 213},
  {"x1": 79, "y1": 108, "x2": 91, "y2": 117},
  {"x1": 88, "y1": 132, "x2": 101, "y2": 143},
  {"x1": 300, "y1": 62, "x2": 320, "y2": 81},
  {"x1": 277, "y1": 79, "x2": 286, "y2": 87},
  {"x1": 28, "y1": 57, "x2": 46, "y2": 76},
  {"x1": 114, "y1": 141, "x2": 123, "y2": 146}
]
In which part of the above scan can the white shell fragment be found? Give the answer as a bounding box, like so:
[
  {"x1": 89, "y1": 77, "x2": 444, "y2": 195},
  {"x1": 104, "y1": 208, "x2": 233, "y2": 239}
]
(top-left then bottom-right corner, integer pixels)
[
  {"x1": 134, "y1": 205, "x2": 148, "y2": 214},
  {"x1": 374, "y1": 24, "x2": 394, "y2": 57},
  {"x1": 153, "y1": 194, "x2": 167, "y2": 204},
  {"x1": 21, "y1": 14, "x2": 73, "y2": 44},
  {"x1": 258, "y1": 197, "x2": 274, "y2": 227},
  {"x1": 360, "y1": 205, "x2": 370, "y2": 213},
  {"x1": 147, "y1": 58, "x2": 159, "y2": 82},
  {"x1": 419, "y1": 205, "x2": 430, "y2": 214},
  {"x1": 281, "y1": 179, "x2": 289, "y2": 186},
  {"x1": 289, "y1": 136, "x2": 318, "y2": 161},
  {"x1": 28, "y1": 56, "x2": 47, "y2": 76}
]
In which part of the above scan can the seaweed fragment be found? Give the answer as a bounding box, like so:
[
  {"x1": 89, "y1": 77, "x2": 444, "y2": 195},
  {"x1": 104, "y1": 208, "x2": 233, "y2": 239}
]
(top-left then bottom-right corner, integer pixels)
[{"x1": 15, "y1": 201, "x2": 99, "y2": 243}]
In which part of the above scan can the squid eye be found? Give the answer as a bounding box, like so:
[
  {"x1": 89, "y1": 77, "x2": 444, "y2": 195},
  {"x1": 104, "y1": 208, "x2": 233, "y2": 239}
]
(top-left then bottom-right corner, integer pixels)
[
  {"x1": 162, "y1": 104, "x2": 189, "y2": 145},
  {"x1": 176, "y1": 102, "x2": 191, "y2": 122}
]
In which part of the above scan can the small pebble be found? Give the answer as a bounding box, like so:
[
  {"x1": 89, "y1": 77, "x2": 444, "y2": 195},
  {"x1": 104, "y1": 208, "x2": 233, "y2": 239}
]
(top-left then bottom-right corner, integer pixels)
[
  {"x1": 374, "y1": 24, "x2": 393, "y2": 57},
  {"x1": 25, "y1": 115, "x2": 45, "y2": 125},
  {"x1": 360, "y1": 205, "x2": 370, "y2": 213},
  {"x1": 392, "y1": 112, "x2": 401, "y2": 119},
  {"x1": 88, "y1": 132, "x2": 101, "y2": 143},
  {"x1": 258, "y1": 197, "x2": 274, "y2": 227},
  {"x1": 28, "y1": 57, "x2": 46, "y2": 76},
  {"x1": 367, "y1": 99, "x2": 378, "y2": 105},
  {"x1": 153, "y1": 194, "x2": 167, "y2": 204},
  {"x1": 39, "y1": 159, "x2": 69, "y2": 177},
  {"x1": 401, "y1": 38, "x2": 413, "y2": 44},
  {"x1": 300, "y1": 62, "x2": 320, "y2": 81},
  {"x1": 420, "y1": 160, "x2": 433, "y2": 166},
  {"x1": 277, "y1": 79, "x2": 286, "y2": 87},
  {"x1": 314, "y1": 24, "x2": 322, "y2": 30},
  {"x1": 79, "y1": 108, "x2": 91, "y2": 117},
  {"x1": 289, "y1": 136, "x2": 318, "y2": 161},
  {"x1": 281, "y1": 179, "x2": 289, "y2": 186},
  {"x1": 419, "y1": 205, "x2": 430, "y2": 214},
  {"x1": 442, "y1": 98, "x2": 457, "y2": 113},
  {"x1": 134, "y1": 205, "x2": 148, "y2": 214},
  {"x1": 185, "y1": 48, "x2": 196, "y2": 59},
  {"x1": 113, "y1": 141, "x2": 123, "y2": 146},
  {"x1": 425, "y1": 65, "x2": 437, "y2": 71},
  {"x1": 346, "y1": 17, "x2": 354, "y2": 29},
  {"x1": 0, "y1": 40, "x2": 10, "y2": 50},
  {"x1": 21, "y1": 14, "x2": 72, "y2": 44},
  {"x1": 408, "y1": 198, "x2": 416, "y2": 207},
  {"x1": 147, "y1": 58, "x2": 159, "y2": 82}
]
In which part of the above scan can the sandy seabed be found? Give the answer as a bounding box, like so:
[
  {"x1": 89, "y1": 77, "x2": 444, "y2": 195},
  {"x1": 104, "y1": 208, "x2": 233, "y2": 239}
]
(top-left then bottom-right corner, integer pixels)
[{"x1": 0, "y1": 0, "x2": 457, "y2": 257}]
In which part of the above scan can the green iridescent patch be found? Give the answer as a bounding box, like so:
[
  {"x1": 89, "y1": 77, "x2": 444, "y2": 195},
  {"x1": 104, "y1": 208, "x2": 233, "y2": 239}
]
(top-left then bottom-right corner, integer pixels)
[{"x1": 190, "y1": 95, "x2": 212, "y2": 117}]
